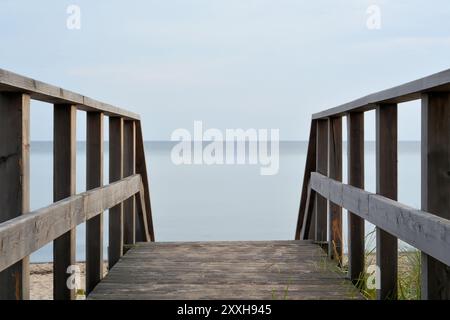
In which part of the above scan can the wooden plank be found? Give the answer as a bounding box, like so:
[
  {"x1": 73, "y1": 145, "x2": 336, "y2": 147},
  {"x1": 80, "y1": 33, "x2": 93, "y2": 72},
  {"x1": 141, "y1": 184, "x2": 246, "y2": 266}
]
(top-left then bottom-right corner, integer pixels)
[
  {"x1": 367, "y1": 196, "x2": 450, "y2": 266},
  {"x1": 53, "y1": 104, "x2": 77, "y2": 300},
  {"x1": 310, "y1": 172, "x2": 450, "y2": 268},
  {"x1": 89, "y1": 241, "x2": 361, "y2": 300},
  {"x1": 123, "y1": 121, "x2": 136, "y2": 247},
  {"x1": 375, "y1": 104, "x2": 398, "y2": 300},
  {"x1": 421, "y1": 92, "x2": 450, "y2": 299},
  {"x1": 90, "y1": 285, "x2": 359, "y2": 300},
  {"x1": 296, "y1": 120, "x2": 317, "y2": 239},
  {"x1": 135, "y1": 121, "x2": 154, "y2": 242},
  {"x1": 347, "y1": 112, "x2": 365, "y2": 283},
  {"x1": 312, "y1": 68, "x2": 450, "y2": 119},
  {"x1": 0, "y1": 68, "x2": 139, "y2": 120},
  {"x1": 0, "y1": 93, "x2": 30, "y2": 300},
  {"x1": 342, "y1": 184, "x2": 369, "y2": 218},
  {"x1": 315, "y1": 119, "x2": 328, "y2": 242},
  {"x1": 0, "y1": 175, "x2": 143, "y2": 273},
  {"x1": 108, "y1": 117, "x2": 124, "y2": 269},
  {"x1": 328, "y1": 117, "x2": 342, "y2": 262},
  {"x1": 86, "y1": 112, "x2": 104, "y2": 294}
]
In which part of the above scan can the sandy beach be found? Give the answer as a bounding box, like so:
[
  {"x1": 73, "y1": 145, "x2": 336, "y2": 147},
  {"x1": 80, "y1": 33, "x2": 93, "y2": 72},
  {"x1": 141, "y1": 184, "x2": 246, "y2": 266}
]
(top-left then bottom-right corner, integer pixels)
[{"x1": 30, "y1": 262, "x2": 108, "y2": 300}]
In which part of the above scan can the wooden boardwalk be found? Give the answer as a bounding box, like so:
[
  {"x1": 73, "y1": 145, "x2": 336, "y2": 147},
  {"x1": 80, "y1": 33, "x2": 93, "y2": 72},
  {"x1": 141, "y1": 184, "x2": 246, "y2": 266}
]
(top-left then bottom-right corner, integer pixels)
[
  {"x1": 3, "y1": 69, "x2": 450, "y2": 300},
  {"x1": 89, "y1": 241, "x2": 361, "y2": 300}
]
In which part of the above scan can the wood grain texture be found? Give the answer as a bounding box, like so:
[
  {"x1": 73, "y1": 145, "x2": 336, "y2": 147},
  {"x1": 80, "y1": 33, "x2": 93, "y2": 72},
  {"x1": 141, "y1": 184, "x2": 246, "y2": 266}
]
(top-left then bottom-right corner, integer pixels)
[
  {"x1": 296, "y1": 120, "x2": 317, "y2": 239},
  {"x1": 123, "y1": 121, "x2": 136, "y2": 247},
  {"x1": 0, "y1": 93, "x2": 30, "y2": 300},
  {"x1": 421, "y1": 93, "x2": 450, "y2": 299},
  {"x1": 109, "y1": 117, "x2": 124, "y2": 269},
  {"x1": 89, "y1": 241, "x2": 362, "y2": 300},
  {"x1": 0, "y1": 68, "x2": 139, "y2": 120},
  {"x1": 375, "y1": 104, "x2": 398, "y2": 300},
  {"x1": 313, "y1": 68, "x2": 450, "y2": 119},
  {"x1": 315, "y1": 120, "x2": 328, "y2": 242},
  {"x1": 53, "y1": 104, "x2": 77, "y2": 300},
  {"x1": 346, "y1": 112, "x2": 365, "y2": 283},
  {"x1": 328, "y1": 117, "x2": 342, "y2": 262},
  {"x1": 86, "y1": 112, "x2": 104, "y2": 294},
  {"x1": 0, "y1": 175, "x2": 144, "y2": 273},
  {"x1": 310, "y1": 172, "x2": 450, "y2": 268}
]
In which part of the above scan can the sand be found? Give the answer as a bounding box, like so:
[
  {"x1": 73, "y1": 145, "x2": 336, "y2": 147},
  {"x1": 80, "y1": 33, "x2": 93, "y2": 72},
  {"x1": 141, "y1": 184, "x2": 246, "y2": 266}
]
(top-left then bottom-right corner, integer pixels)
[{"x1": 30, "y1": 262, "x2": 108, "y2": 300}]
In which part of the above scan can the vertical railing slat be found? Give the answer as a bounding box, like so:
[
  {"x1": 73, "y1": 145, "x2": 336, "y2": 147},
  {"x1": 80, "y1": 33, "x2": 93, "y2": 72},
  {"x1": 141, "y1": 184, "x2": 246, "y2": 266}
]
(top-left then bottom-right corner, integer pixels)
[
  {"x1": 421, "y1": 92, "x2": 450, "y2": 299},
  {"x1": 86, "y1": 112, "x2": 104, "y2": 294},
  {"x1": 347, "y1": 112, "x2": 365, "y2": 284},
  {"x1": 328, "y1": 117, "x2": 343, "y2": 262},
  {"x1": 296, "y1": 120, "x2": 317, "y2": 240},
  {"x1": 0, "y1": 93, "x2": 30, "y2": 300},
  {"x1": 315, "y1": 119, "x2": 328, "y2": 243},
  {"x1": 123, "y1": 120, "x2": 136, "y2": 249},
  {"x1": 375, "y1": 103, "x2": 398, "y2": 300},
  {"x1": 53, "y1": 104, "x2": 77, "y2": 300},
  {"x1": 135, "y1": 121, "x2": 155, "y2": 242},
  {"x1": 108, "y1": 117, "x2": 124, "y2": 269}
]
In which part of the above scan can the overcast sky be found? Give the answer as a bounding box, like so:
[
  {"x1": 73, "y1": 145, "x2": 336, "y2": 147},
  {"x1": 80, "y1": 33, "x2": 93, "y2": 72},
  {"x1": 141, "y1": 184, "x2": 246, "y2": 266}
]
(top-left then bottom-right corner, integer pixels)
[{"x1": 1, "y1": 0, "x2": 450, "y2": 140}]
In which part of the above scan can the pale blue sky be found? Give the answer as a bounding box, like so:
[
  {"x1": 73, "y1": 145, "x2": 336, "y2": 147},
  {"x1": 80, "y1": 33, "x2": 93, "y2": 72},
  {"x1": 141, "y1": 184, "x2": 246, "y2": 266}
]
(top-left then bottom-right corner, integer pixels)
[{"x1": 1, "y1": 0, "x2": 449, "y2": 140}]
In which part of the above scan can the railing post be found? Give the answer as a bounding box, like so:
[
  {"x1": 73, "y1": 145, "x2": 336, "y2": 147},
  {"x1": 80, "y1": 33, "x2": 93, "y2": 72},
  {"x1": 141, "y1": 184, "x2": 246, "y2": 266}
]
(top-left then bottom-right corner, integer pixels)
[
  {"x1": 421, "y1": 92, "x2": 450, "y2": 300},
  {"x1": 109, "y1": 117, "x2": 124, "y2": 268},
  {"x1": 296, "y1": 120, "x2": 317, "y2": 240},
  {"x1": 135, "y1": 121, "x2": 155, "y2": 242},
  {"x1": 134, "y1": 122, "x2": 147, "y2": 243},
  {"x1": 123, "y1": 120, "x2": 136, "y2": 249},
  {"x1": 328, "y1": 117, "x2": 342, "y2": 262},
  {"x1": 375, "y1": 103, "x2": 398, "y2": 300},
  {"x1": 53, "y1": 104, "x2": 77, "y2": 300},
  {"x1": 0, "y1": 93, "x2": 30, "y2": 300},
  {"x1": 347, "y1": 112, "x2": 365, "y2": 284},
  {"x1": 86, "y1": 112, "x2": 104, "y2": 294},
  {"x1": 315, "y1": 119, "x2": 328, "y2": 243}
]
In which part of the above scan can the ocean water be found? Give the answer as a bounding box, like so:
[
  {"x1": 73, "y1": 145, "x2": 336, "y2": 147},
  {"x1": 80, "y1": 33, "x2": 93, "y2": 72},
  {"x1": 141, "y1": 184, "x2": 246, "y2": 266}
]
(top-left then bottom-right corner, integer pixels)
[{"x1": 29, "y1": 141, "x2": 421, "y2": 262}]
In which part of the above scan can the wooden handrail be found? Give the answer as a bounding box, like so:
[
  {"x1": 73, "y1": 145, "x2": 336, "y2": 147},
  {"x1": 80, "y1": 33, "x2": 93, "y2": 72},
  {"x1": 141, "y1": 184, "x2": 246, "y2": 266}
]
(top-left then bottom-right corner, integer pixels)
[
  {"x1": 297, "y1": 69, "x2": 450, "y2": 299},
  {"x1": 0, "y1": 174, "x2": 148, "y2": 273},
  {"x1": 0, "y1": 69, "x2": 139, "y2": 120},
  {"x1": 313, "y1": 68, "x2": 450, "y2": 119},
  {"x1": 0, "y1": 69, "x2": 154, "y2": 299},
  {"x1": 305, "y1": 172, "x2": 450, "y2": 267}
]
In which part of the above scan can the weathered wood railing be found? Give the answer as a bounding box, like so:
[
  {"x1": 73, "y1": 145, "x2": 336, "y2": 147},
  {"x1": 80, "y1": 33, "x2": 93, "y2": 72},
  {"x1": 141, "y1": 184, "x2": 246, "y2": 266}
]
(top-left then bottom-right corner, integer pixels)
[
  {"x1": 0, "y1": 69, "x2": 154, "y2": 300},
  {"x1": 296, "y1": 68, "x2": 450, "y2": 300}
]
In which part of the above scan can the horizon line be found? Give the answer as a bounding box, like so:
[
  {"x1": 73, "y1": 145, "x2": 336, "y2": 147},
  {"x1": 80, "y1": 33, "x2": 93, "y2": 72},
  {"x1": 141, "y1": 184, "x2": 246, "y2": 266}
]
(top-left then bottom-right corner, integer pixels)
[{"x1": 29, "y1": 140, "x2": 422, "y2": 143}]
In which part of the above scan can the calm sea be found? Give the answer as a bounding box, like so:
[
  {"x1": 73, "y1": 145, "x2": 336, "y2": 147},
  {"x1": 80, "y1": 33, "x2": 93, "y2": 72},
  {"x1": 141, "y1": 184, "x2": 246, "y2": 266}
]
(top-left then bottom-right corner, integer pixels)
[{"x1": 29, "y1": 141, "x2": 421, "y2": 262}]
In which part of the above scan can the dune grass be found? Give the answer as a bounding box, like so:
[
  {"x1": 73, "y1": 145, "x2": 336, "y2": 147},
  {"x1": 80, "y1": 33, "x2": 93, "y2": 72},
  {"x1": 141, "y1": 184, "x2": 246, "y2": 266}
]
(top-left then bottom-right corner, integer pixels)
[{"x1": 348, "y1": 228, "x2": 422, "y2": 300}]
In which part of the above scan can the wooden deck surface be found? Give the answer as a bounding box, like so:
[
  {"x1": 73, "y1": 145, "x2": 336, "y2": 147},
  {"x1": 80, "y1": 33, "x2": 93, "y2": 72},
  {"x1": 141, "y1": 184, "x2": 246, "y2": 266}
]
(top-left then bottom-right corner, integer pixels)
[{"x1": 89, "y1": 241, "x2": 362, "y2": 300}]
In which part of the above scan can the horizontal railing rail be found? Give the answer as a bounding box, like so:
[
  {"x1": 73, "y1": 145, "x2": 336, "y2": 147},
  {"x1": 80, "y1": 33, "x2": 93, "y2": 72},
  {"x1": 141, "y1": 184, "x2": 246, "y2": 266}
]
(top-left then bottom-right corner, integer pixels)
[
  {"x1": 0, "y1": 174, "x2": 149, "y2": 273},
  {"x1": 312, "y1": 68, "x2": 450, "y2": 119},
  {"x1": 307, "y1": 173, "x2": 450, "y2": 267},
  {"x1": 296, "y1": 68, "x2": 450, "y2": 300},
  {"x1": 0, "y1": 68, "x2": 139, "y2": 120}
]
